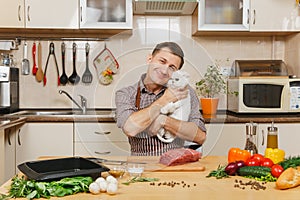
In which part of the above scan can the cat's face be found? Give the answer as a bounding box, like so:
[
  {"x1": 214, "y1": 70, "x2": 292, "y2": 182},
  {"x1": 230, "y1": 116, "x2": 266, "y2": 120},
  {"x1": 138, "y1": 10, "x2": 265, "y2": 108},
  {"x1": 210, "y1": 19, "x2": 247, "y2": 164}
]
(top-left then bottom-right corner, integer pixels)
[{"x1": 168, "y1": 70, "x2": 190, "y2": 88}]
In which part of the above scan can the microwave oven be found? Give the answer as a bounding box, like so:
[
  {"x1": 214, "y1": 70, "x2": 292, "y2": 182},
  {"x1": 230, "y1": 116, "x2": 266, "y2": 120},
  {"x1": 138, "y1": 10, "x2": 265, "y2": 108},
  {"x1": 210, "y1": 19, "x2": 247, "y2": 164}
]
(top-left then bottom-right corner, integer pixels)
[{"x1": 227, "y1": 77, "x2": 300, "y2": 113}]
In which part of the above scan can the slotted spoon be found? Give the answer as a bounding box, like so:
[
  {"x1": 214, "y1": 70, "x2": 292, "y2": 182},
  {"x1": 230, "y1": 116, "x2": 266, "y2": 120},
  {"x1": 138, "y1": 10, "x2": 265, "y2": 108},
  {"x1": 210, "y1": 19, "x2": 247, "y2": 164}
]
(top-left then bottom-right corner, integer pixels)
[{"x1": 82, "y1": 43, "x2": 93, "y2": 83}]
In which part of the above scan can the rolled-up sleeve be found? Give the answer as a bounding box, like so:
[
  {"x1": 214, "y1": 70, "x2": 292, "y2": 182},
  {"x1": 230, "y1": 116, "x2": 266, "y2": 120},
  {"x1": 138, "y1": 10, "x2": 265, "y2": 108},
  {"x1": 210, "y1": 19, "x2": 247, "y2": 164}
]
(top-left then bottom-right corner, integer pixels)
[{"x1": 115, "y1": 85, "x2": 137, "y2": 129}]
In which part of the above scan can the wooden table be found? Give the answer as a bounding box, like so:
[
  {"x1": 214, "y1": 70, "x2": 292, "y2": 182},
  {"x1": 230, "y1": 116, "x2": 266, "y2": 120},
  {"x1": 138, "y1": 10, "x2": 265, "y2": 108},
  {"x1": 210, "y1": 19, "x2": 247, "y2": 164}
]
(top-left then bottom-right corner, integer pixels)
[{"x1": 1, "y1": 156, "x2": 300, "y2": 200}]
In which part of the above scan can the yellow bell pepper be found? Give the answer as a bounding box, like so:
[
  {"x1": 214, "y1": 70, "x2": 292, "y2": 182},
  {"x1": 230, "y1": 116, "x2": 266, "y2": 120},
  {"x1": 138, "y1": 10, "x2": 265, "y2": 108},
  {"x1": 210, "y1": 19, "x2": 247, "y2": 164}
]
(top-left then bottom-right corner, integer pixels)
[{"x1": 264, "y1": 148, "x2": 285, "y2": 164}]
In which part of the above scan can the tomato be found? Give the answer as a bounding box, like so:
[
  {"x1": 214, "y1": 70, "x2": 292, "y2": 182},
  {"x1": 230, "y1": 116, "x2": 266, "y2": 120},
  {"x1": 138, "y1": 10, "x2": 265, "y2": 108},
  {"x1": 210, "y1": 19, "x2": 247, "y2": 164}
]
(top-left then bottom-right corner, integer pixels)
[
  {"x1": 245, "y1": 158, "x2": 260, "y2": 166},
  {"x1": 271, "y1": 164, "x2": 284, "y2": 178},
  {"x1": 251, "y1": 154, "x2": 264, "y2": 165},
  {"x1": 261, "y1": 157, "x2": 274, "y2": 168}
]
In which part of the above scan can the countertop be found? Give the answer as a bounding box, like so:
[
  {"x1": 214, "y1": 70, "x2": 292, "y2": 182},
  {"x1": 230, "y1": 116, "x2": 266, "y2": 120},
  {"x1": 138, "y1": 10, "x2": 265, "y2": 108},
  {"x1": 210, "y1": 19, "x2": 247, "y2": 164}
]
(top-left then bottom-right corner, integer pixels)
[
  {"x1": 0, "y1": 109, "x2": 117, "y2": 123},
  {"x1": 0, "y1": 117, "x2": 26, "y2": 130},
  {"x1": 1, "y1": 156, "x2": 300, "y2": 200},
  {"x1": 2, "y1": 109, "x2": 300, "y2": 124}
]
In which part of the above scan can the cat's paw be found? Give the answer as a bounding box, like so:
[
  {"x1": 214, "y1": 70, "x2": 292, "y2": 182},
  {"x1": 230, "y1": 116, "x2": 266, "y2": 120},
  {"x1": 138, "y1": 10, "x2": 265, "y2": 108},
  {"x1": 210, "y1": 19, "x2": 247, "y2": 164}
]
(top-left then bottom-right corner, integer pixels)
[
  {"x1": 160, "y1": 102, "x2": 174, "y2": 114},
  {"x1": 157, "y1": 129, "x2": 175, "y2": 143}
]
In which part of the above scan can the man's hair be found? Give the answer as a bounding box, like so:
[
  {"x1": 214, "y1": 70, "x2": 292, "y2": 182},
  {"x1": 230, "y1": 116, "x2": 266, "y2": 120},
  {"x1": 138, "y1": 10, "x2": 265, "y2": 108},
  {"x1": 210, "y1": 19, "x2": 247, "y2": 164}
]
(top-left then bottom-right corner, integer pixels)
[{"x1": 152, "y1": 42, "x2": 184, "y2": 69}]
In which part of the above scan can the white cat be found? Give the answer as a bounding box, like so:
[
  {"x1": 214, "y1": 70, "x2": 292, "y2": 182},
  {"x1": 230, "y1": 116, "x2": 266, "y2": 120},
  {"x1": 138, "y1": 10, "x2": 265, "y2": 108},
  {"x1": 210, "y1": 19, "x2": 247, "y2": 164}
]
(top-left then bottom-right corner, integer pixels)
[{"x1": 157, "y1": 70, "x2": 191, "y2": 143}]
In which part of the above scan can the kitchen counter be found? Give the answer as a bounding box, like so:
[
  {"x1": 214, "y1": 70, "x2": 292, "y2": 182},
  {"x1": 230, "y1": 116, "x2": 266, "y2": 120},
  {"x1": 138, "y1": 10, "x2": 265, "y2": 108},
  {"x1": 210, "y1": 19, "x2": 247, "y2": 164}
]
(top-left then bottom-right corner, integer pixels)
[
  {"x1": 204, "y1": 111, "x2": 300, "y2": 123},
  {"x1": 0, "y1": 156, "x2": 300, "y2": 200},
  {"x1": 2, "y1": 109, "x2": 300, "y2": 124},
  {"x1": 0, "y1": 117, "x2": 26, "y2": 130}
]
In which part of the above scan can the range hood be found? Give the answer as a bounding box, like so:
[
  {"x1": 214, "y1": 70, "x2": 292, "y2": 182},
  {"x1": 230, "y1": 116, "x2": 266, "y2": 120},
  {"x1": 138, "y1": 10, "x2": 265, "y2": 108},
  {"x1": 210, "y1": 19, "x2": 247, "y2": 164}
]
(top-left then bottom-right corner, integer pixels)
[{"x1": 133, "y1": 0, "x2": 198, "y2": 15}]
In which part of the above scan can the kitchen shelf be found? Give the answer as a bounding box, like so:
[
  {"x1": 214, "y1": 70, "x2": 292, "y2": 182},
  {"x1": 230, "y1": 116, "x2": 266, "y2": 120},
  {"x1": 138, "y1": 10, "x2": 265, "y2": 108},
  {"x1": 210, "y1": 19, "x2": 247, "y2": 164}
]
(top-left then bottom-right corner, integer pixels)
[{"x1": 0, "y1": 28, "x2": 132, "y2": 40}]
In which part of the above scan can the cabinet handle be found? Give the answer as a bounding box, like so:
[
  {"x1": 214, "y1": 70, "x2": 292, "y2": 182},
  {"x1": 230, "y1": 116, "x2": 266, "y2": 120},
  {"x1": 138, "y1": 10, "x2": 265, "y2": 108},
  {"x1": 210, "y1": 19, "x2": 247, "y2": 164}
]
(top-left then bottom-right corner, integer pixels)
[
  {"x1": 27, "y1": 6, "x2": 30, "y2": 22},
  {"x1": 247, "y1": 9, "x2": 249, "y2": 24},
  {"x1": 262, "y1": 130, "x2": 264, "y2": 145},
  {"x1": 7, "y1": 129, "x2": 11, "y2": 146},
  {"x1": 17, "y1": 129, "x2": 21, "y2": 145},
  {"x1": 80, "y1": 6, "x2": 82, "y2": 22},
  {"x1": 95, "y1": 151, "x2": 111, "y2": 155},
  {"x1": 94, "y1": 131, "x2": 111, "y2": 135},
  {"x1": 252, "y1": 9, "x2": 256, "y2": 25},
  {"x1": 18, "y1": 5, "x2": 21, "y2": 21}
]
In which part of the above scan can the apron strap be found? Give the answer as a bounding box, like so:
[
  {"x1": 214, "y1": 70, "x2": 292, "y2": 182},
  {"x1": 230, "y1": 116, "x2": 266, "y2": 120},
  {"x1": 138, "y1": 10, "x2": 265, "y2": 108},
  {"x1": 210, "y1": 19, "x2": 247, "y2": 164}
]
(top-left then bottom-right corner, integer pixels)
[{"x1": 135, "y1": 82, "x2": 141, "y2": 110}]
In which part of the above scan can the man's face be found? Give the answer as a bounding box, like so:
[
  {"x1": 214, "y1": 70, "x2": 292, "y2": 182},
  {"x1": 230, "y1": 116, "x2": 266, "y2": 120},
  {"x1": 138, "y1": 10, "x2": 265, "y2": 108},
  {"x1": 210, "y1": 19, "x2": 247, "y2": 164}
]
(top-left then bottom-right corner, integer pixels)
[{"x1": 146, "y1": 48, "x2": 182, "y2": 86}]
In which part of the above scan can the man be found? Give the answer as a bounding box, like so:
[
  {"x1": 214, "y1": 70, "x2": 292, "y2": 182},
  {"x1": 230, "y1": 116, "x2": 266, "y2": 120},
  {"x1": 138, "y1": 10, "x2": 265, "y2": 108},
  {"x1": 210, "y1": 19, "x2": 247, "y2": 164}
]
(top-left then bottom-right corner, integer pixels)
[{"x1": 115, "y1": 42, "x2": 206, "y2": 156}]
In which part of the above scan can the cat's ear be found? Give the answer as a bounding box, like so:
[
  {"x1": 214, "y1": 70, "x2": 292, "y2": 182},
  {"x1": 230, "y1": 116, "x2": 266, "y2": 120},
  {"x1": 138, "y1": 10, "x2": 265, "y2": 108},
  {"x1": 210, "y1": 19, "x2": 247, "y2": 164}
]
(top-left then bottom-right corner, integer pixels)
[{"x1": 181, "y1": 70, "x2": 190, "y2": 79}]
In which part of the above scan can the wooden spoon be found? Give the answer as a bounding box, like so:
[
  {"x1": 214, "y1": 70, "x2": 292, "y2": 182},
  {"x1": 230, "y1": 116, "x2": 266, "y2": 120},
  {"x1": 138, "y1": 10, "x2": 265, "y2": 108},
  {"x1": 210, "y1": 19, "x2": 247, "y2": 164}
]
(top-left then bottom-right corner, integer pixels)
[{"x1": 36, "y1": 42, "x2": 44, "y2": 82}]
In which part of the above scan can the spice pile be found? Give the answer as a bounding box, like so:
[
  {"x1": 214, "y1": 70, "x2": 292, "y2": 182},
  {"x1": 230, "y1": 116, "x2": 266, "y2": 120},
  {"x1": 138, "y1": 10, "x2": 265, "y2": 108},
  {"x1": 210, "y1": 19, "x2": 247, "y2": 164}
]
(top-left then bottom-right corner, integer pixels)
[
  {"x1": 234, "y1": 179, "x2": 267, "y2": 190},
  {"x1": 149, "y1": 180, "x2": 197, "y2": 188}
]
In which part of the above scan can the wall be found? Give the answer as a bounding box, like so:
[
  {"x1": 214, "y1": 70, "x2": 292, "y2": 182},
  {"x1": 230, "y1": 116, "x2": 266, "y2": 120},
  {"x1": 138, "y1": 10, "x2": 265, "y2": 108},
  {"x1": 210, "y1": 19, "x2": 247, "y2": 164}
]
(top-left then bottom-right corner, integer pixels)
[
  {"x1": 6, "y1": 15, "x2": 287, "y2": 110},
  {"x1": 285, "y1": 33, "x2": 300, "y2": 76}
]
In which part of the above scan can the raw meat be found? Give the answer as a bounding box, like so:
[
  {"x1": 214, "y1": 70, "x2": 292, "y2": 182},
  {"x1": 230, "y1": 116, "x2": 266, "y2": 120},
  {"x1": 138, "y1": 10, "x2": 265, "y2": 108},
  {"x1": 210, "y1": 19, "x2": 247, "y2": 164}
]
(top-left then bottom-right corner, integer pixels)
[{"x1": 159, "y1": 148, "x2": 201, "y2": 166}]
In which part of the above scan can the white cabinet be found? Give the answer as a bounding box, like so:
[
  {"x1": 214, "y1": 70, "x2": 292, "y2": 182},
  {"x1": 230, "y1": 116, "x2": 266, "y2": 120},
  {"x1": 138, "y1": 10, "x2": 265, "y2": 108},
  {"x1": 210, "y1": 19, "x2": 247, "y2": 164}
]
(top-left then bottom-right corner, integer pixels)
[
  {"x1": 79, "y1": 0, "x2": 132, "y2": 29},
  {"x1": 0, "y1": 0, "x2": 24, "y2": 28},
  {"x1": 0, "y1": 127, "x2": 17, "y2": 185},
  {"x1": 258, "y1": 123, "x2": 300, "y2": 157},
  {"x1": 196, "y1": 0, "x2": 250, "y2": 31},
  {"x1": 0, "y1": 0, "x2": 79, "y2": 29},
  {"x1": 203, "y1": 122, "x2": 300, "y2": 158},
  {"x1": 193, "y1": 0, "x2": 299, "y2": 34},
  {"x1": 25, "y1": 0, "x2": 79, "y2": 29},
  {"x1": 202, "y1": 123, "x2": 246, "y2": 156},
  {"x1": 249, "y1": 0, "x2": 299, "y2": 31},
  {"x1": 15, "y1": 122, "x2": 73, "y2": 172},
  {"x1": 74, "y1": 122, "x2": 130, "y2": 156}
]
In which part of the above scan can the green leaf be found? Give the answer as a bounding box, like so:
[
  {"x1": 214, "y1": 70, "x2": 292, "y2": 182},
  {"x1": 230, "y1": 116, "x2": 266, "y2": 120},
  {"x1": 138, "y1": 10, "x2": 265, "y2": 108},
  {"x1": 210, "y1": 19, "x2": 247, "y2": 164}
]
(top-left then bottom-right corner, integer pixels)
[
  {"x1": 122, "y1": 177, "x2": 159, "y2": 185},
  {"x1": 26, "y1": 190, "x2": 37, "y2": 199}
]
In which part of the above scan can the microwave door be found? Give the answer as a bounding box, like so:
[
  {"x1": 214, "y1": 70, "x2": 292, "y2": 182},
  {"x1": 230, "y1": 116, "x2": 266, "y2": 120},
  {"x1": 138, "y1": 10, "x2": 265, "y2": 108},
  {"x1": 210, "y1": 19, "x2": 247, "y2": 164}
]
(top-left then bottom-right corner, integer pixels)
[{"x1": 243, "y1": 84, "x2": 284, "y2": 108}]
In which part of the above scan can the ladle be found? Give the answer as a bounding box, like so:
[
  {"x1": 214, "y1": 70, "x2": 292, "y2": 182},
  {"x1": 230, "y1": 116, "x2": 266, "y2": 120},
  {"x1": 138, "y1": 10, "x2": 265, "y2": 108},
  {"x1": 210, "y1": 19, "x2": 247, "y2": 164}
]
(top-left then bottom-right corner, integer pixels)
[
  {"x1": 68, "y1": 42, "x2": 80, "y2": 84},
  {"x1": 59, "y1": 42, "x2": 68, "y2": 85}
]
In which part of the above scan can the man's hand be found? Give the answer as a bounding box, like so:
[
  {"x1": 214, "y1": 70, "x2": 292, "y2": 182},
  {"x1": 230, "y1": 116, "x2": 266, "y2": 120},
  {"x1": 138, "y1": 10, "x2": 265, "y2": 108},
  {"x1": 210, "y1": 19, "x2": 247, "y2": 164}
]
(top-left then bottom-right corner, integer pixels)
[
  {"x1": 148, "y1": 114, "x2": 167, "y2": 136},
  {"x1": 162, "y1": 86, "x2": 188, "y2": 103}
]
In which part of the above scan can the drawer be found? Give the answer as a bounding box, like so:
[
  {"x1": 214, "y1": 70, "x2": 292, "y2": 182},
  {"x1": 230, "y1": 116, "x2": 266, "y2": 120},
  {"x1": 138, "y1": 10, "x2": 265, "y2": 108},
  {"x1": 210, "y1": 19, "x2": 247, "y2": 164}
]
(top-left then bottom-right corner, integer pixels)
[
  {"x1": 74, "y1": 141, "x2": 130, "y2": 156},
  {"x1": 74, "y1": 122, "x2": 128, "y2": 142}
]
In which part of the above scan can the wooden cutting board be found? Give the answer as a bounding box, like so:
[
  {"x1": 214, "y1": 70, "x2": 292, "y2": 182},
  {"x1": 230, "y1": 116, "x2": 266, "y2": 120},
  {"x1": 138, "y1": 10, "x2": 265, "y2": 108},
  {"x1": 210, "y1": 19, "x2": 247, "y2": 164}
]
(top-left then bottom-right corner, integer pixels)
[{"x1": 128, "y1": 156, "x2": 206, "y2": 172}]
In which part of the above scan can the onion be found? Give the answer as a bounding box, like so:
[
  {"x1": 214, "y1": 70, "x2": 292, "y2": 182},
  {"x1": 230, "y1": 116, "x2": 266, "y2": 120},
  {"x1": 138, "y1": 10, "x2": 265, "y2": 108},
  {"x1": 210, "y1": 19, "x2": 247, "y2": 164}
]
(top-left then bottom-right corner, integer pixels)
[
  {"x1": 225, "y1": 162, "x2": 238, "y2": 175},
  {"x1": 235, "y1": 160, "x2": 245, "y2": 169}
]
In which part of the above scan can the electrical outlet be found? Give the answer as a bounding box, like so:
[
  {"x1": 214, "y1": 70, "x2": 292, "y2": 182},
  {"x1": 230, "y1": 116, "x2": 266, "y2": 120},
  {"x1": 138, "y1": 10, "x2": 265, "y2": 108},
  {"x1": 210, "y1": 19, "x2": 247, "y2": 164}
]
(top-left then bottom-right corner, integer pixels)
[{"x1": 220, "y1": 66, "x2": 233, "y2": 77}]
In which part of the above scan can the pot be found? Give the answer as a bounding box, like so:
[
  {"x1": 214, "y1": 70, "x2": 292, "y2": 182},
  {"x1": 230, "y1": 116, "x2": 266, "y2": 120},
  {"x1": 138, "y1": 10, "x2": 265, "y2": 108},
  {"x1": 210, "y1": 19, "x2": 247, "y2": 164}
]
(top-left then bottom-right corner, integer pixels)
[{"x1": 200, "y1": 98, "x2": 219, "y2": 116}]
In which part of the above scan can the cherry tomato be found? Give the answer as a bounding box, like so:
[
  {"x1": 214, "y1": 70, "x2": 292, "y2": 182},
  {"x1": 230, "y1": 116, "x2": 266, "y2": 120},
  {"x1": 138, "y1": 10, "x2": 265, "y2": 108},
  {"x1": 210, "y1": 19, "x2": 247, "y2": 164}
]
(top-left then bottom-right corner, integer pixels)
[
  {"x1": 245, "y1": 158, "x2": 260, "y2": 166},
  {"x1": 251, "y1": 154, "x2": 264, "y2": 165},
  {"x1": 261, "y1": 157, "x2": 274, "y2": 168},
  {"x1": 271, "y1": 164, "x2": 284, "y2": 178}
]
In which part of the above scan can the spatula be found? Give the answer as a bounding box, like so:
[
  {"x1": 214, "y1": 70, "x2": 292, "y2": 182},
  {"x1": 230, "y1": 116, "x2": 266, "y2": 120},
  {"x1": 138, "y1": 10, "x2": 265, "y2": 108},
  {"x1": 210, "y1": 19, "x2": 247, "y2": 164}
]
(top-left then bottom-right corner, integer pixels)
[
  {"x1": 21, "y1": 42, "x2": 30, "y2": 75},
  {"x1": 35, "y1": 42, "x2": 44, "y2": 82},
  {"x1": 82, "y1": 43, "x2": 93, "y2": 83}
]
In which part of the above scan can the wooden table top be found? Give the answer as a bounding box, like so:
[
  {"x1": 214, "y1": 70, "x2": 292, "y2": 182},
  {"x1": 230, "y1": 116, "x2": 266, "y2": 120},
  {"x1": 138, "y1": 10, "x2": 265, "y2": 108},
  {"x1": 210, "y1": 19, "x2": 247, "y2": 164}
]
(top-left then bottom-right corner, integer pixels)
[{"x1": 1, "y1": 156, "x2": 300, "y2": 200}]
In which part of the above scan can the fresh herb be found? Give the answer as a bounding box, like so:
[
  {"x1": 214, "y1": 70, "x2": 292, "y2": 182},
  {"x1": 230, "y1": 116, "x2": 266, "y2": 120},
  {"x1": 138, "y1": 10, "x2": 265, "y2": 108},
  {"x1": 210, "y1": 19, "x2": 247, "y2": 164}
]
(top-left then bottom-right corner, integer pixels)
[
  {"x1": 244, "y1": 173, "x2": 277, "y2": 182},
  {"x1": 7, "y1": 175, "x2": 93, "y2": 199},
  {"x1": 279, "y1": 156, "x2": 300, "y2": 170},
  {"x1": 206, "y1": 165, "x2": 230, "y2": 179},
  {"x1": 0, "y1": 193, "x2": 11, "y2": 200},
  {"x1": 122, "y1": 177, "x2": 159, "y2": 185}
]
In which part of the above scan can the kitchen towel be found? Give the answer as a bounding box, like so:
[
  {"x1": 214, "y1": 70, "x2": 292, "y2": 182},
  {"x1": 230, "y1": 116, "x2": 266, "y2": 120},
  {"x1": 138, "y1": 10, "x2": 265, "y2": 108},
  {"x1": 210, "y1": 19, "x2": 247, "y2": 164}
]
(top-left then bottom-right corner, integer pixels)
[{"x1": 0, "y1": 41, "x2": 16, "y2": 51}]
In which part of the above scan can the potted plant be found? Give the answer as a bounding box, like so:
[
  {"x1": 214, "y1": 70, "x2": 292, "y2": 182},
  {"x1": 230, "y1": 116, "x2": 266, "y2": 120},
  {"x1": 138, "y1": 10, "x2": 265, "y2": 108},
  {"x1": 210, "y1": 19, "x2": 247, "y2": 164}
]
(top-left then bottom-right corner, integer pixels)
[{"x1": 195, "y1": 64, "x2": 227, "y2": 115}]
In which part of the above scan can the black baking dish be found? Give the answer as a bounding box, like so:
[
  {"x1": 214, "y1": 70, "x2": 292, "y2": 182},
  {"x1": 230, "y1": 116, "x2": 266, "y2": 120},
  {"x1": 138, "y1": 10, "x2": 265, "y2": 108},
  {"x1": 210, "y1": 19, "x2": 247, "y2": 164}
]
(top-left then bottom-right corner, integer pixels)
[{"x1": 17, "y1": 157, "x2": 110, "y2": 181}]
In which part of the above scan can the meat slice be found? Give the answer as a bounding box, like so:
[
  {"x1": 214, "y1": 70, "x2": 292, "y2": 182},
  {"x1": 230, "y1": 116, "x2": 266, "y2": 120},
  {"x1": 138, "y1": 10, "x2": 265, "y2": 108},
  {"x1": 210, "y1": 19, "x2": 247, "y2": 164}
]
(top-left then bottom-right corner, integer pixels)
[{"x1": 159, "y1": 148, "x2": 201, "y2": 166}]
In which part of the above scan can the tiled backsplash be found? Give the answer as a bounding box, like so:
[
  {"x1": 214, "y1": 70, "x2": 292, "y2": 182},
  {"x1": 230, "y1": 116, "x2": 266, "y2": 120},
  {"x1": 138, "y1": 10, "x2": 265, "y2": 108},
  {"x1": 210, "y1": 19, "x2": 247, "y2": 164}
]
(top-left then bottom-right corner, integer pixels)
[{"x1": 5, "y1": 16, "x2": 288, "y2": 110}]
